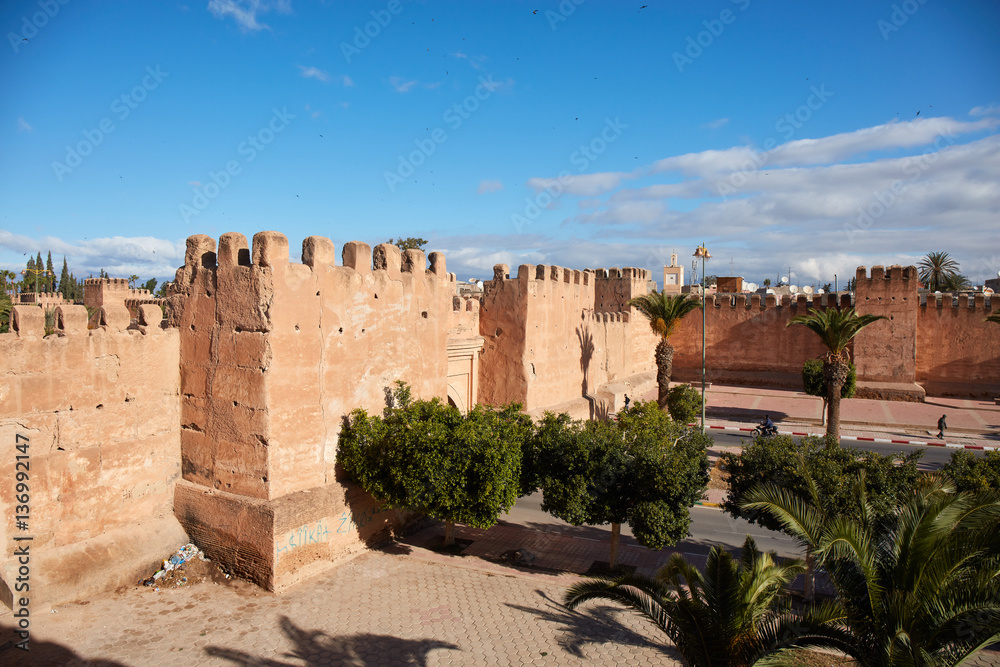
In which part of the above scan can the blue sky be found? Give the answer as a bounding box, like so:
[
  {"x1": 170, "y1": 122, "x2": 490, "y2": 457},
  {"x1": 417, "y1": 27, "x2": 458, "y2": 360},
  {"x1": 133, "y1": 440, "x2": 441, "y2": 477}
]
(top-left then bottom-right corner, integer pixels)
[{"x1": 2, "y1": 0, "x2": 998, "y2": 287}]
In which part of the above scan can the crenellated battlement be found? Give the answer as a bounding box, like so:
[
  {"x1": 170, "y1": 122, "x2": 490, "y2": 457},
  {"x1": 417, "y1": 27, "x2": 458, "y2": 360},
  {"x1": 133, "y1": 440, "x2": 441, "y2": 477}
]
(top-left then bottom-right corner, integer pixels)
[
  {"x1": 922, "y1": 293, "x2": 994, "y2": 311},
  {"x1": 708, "y1": 292, "x2": 852, "y2": 310},
  {"x1": 855, "y1": 264, "x2": 918, "y2": 283},
  {"x1": 174, "y1": 232, "x2": 449, "y2": 288}
]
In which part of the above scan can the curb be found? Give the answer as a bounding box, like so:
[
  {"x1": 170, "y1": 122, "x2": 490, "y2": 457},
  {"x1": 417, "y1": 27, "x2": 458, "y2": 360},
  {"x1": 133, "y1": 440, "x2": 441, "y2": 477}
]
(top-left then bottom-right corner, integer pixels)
[{"x1": 695, "y1": 424, "x2": 997, "y2": 452}]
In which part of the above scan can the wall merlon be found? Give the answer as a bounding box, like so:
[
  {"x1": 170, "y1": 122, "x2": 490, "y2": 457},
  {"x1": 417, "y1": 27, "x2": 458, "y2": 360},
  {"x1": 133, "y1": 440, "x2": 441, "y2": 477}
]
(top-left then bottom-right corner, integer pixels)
[
  {"x1": 428, "y1": 251, "x2": 447, "y2": 279},
  {"x1": 494, "y1": 264, "x2": 510, "y2": 281},
  {"x1": 11, "y1": 304, "x2": 44, "y2": 338},
  {"x1": 55, "y1": 305, "x2": 88, "y2": 334},
  {"x1": 99, "y1": 305, "x2": 131, "y2": 332},
  {"x1": 185, "y1": 234, "x2": 218, "y2": 269},
  {"x1": 218, "y1": 232, "x2": 251, "y2": 267},
  {"x1": 373, "y1": 243, "x2": 402, "y2": 279},
  {"x1": 341, "y1": 241, "x2": 371, "y2": 273},
  {"x1": 403, "y1": 249, "x2": 427, "y2": 274},
  {"x1": 252, "y1": 231, "x2": 290, "y2": 269}
]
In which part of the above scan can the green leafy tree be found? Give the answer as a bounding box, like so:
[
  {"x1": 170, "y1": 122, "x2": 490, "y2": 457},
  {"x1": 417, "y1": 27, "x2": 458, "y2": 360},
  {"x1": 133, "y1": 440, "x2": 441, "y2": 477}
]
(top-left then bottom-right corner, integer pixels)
[
  {"x1": 388, "y1": 237, "x2": 428, "y2": 252},
  {"x1": 743, "y1": 478, "x2": 1000, "y2": 666},
  {"x1": 627, "y1": 291, "x2": 702, "y2": 409},
  {"x1": 141, "y1": 278, "x2": 157, "y2": 293},
  {"x1": 338, "y1": 382, "x2": 531, "y2": 546},
  {"x1": 788, "y1": 307, "x2": 886, "y2": 440},
  {"x1": 530, "y1": 401, "x2": 709, "y2": 569},
  {"x1": 564, "y1": 536, "x2": 841, "y2": 667},
  {"x1": 155, "y1": 281, "x2": 170, "y2": 298},
  {"x1": 666, "y1": 384, "x2": 702, "y2": 424},
  {"x1": 801, "y1": 358, "x2": 856, "y2": 426},
  {"x1": 723, "y1": 435, "x2": 922, "y2": 600},
  {"x1": 128, "y1": 274, "x2": 139, "y2": 289},
  {"x1": 762, "y1": 278, "x2": 771, "y2": 288},
  {"x1": 0, "y1": 292, "x2": 10, "y2": 333},
  {"x1": 918, "y1": 251, "x2": 960, "y2": 292},
  {"x1": 821, "y1": 282, "x2": 832, "y2": 292},
  {"x1": 944, "y1": 450, "x2": 1000, "y2": 493}
]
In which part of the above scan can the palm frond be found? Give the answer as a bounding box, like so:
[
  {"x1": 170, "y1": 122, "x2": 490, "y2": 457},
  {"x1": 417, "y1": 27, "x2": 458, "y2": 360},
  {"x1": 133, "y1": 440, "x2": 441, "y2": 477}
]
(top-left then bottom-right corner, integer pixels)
[{"x1": 627, "y1": 290, "x2": 702, "y2": 340}]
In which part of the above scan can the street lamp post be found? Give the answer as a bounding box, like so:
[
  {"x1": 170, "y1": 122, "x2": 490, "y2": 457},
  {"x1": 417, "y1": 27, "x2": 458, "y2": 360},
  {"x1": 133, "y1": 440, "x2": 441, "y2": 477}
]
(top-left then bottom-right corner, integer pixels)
[
  {"x1": 21, "y1": 267, "x2": 53, "y2": 301},
  {"x1": 693, "y1": 244, "x2": 711, "y2": 431}
]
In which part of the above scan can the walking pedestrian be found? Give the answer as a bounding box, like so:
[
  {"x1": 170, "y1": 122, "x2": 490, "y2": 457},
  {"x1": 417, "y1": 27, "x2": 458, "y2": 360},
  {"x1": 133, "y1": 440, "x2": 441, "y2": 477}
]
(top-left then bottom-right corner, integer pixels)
[
  {"x1": 937, "y1": 414, "x2": 947, "y2": 439},
  {"x1": 623, "y1": 394, "x2": 630, "y2": 411}
]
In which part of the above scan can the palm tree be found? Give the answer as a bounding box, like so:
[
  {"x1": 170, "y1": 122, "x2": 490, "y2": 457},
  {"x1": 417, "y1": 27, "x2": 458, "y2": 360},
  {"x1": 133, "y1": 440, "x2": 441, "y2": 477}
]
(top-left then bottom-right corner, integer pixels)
[
  {"x1": 941, "y1": 272, "x2": 971, "y2": 292},
  {"x1": 627, "y1": 291, "x2": 702, "y2": 410},
  {"x1": 918, "y1": 251, "x2": 960, "y2": 292},
  {"x1": 128, "y1": 274, "x2": 139, "y2": 289},
  {"x1": 788, "y1": 308, "x2": 886, "y2": 440},
  {"x1": 564, "y1": 536, "x2": 842, "y2": 666},
  {"x1": 743, "y1": 478, "x2": 1000, "y2": 666}
]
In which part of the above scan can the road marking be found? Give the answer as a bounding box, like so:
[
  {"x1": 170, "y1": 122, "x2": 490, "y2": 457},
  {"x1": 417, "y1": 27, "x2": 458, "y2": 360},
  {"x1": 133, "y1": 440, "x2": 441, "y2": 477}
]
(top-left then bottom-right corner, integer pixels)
[{"x1": 696, "y1": 424, "x2": 997, "y2": 451}]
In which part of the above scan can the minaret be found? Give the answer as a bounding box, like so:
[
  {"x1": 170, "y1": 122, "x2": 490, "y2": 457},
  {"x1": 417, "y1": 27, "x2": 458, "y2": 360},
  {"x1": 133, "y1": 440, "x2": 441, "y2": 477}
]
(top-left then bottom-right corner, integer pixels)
[{"x1": 663, "y1": 250, "x2": 684, "y2": 294}]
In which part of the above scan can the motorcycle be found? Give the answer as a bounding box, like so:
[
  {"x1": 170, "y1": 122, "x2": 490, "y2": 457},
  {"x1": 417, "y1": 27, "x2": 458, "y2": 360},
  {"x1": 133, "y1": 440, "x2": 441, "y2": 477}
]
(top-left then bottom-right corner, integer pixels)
[{"x1": 752, "y1": 423, "x2": 778, "y2": 438}]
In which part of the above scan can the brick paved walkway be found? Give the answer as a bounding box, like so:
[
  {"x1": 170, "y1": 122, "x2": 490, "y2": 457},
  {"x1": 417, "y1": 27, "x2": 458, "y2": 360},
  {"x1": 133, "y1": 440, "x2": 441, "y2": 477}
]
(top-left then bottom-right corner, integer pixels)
[{"x1": 4, "y1": 547, "x2": 685, "y2": 667}]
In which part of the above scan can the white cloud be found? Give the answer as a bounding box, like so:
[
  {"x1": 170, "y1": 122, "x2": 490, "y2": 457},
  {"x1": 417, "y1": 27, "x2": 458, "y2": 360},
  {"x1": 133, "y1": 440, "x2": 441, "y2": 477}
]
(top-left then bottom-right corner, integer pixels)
[
  {"x1": 388, "y1": 76, "x2": 418, "y2": 93},
  {"x1": 341, "y1": 75, "x2": 354, "y2": 87},
  {"x1": 207, "y1": 0, "x2": 291, "y2": 32},
  {"x1": 970, "y1": 104, "x2": 1000, "y2": 117},
  {"x1": 16, "y1": 117, "x2": 32, "y2": 133},
  {"x1": 701, "y1": 117, "x2": 729, "y2": 130},
  {"x1": 510, "y1": 113, "x2": 1000, "y2": 286},
  {"x1": 299, "y1": 65, "x2": 330, "y2": 82},
  {"x1": 527, "y1": 172, "x2": 635, "y2": 197},
  {"x1": 477, "y1": 179, "x2": 503, "y2": 194},
  {"x1": 0, "y1": 231, "x2": 185, "y2": 279}
]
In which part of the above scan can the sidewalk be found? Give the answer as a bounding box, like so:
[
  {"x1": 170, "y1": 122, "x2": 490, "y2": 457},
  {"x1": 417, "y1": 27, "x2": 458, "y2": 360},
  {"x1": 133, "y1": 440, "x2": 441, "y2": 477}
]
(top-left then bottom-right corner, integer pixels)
[{"x1": 657, "y1": 383, "x2": 1000, "y2": 449}]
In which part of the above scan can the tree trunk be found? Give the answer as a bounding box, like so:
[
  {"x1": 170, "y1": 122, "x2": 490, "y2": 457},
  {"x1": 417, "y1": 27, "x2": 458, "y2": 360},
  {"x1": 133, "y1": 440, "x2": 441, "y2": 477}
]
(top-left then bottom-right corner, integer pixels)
[
  {"x1": 609, "y1": 522, "x2": 621, "y2": 571},
  {"x1": 804, "y1": 546, "x2": 816, "y2": 601},
  {"x1": 444, "y1": 520, "x2": 455, "y2": 547},
  {"x1": 823, "y1": 356, "x2": 849, "y2": 442},
  {"x1": 655, "y1": 339, "x2": 674, "y2": 410}
]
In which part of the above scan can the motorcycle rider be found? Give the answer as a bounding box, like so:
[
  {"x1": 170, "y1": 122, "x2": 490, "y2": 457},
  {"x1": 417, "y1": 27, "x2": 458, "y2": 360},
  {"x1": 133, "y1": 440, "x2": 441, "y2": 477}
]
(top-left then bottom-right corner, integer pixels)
[{"x1": 759, "y1": 414, "x2": 775, "y2": 436}]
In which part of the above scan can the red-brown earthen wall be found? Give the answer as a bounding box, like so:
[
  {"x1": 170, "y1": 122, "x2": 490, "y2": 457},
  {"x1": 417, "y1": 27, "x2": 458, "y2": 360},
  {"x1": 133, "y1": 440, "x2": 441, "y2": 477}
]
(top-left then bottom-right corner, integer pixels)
[
  {"x1": 169, "y1": 232, "x2": 451, "y2": 591},
  {"x1": 0, "y1": 304, "x2": 185, "y2": 610},
  {"x1": 917, "y1": 293, "x2": 1000, "y2": 398}
]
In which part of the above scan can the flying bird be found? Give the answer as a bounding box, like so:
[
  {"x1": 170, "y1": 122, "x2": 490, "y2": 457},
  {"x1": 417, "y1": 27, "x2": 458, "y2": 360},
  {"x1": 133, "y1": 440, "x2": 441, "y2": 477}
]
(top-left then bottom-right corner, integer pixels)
[{"x1": 916, "y1": 111, "x2": 920, "y2": 116}]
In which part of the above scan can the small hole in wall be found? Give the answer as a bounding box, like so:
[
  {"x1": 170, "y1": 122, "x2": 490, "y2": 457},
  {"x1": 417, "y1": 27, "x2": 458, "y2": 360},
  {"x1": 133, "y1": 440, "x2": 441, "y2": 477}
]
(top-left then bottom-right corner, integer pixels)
[
  {"x1": 96, "y1": 404, "x2": 104, "y2": 409},
  {"x1": 338, "y1": 327, "x2": 344, "y2": 334},
  {"x1": 262, "y1": 476, "x2": 268, "y2": 483},
  {"x1": 374, "y1": 293, "x2": 379, "y2": 299},
  {"x1": 233, "y1": 401, "x2": 238, "y2": 407},
  {"x1": 316, "y1": 291, "x2": 320, "y2": 297},
  {"x1": 206, "y1": 291, "x2": 212, "y2": 298},
  {"x1": 361, "y1": 328, "x2": 366, "y2": 333},
  {"x1": 190, "y1": 324, "x2": 196, "y2": 331},
  {"x1": 495, "y1": 327, "x2": 503, "y2": 337},
  {"x1": 421, "y1": 311, "x2": 428, "y2": 318},
  {"x1": 295, "y1": 324, "x2": 300, "y2": 331}
]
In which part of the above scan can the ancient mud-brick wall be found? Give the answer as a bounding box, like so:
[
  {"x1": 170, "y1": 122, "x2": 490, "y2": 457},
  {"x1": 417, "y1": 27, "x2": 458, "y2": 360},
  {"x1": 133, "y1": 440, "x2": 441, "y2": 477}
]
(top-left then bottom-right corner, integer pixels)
[
  {"x1": 169, "y1": 232, "x2": 451, "y2": 592},
  {"x1": 670, "y1": 293, "x2": 845, "y2": 387},
  {"x1": 447, "y1": 294, "x2": 485, "y2": 414},
  {"x1": 478, "y1": 264, "x2": 656, "y2": 415},
  {"x1": 0, "y1": 303, "x2": 185, "y2": 610},
  {"x1": 17, "y1": 292, "x2": 69, "y2": 309},
  {"x1": 852, "y1": 266, "x2": 919, "y2": 391},
  {"x1": 917, "y1": 292, "x2": 999, "y2": 398}
]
